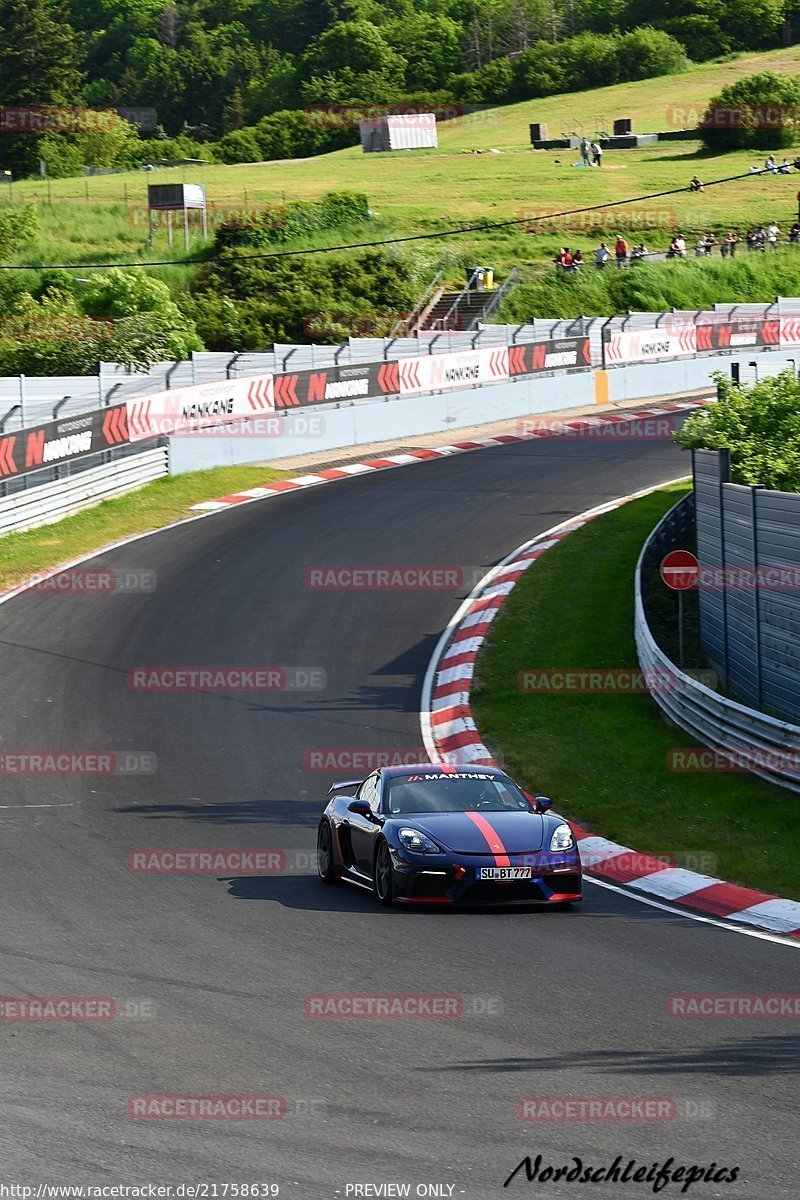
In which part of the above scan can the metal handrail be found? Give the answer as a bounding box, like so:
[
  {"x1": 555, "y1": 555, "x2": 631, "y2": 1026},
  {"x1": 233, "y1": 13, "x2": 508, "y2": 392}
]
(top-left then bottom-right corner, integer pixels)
[
  {"x1": 635, "y1": 495, "x2": 800, "y2": 794},
  {"x1": 436, "y1": 268, "x2": 482, "y2": 331},
  {"x1": 389, "y1": 270, "x2": 444, "y2": 338},
  {"x1": 469, "y1": 268, "x2": 520, "y2": 329}
]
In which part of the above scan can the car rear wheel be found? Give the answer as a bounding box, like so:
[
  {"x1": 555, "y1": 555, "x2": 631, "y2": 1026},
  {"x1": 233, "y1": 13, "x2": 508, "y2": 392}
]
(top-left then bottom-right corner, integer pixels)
[
  {"x1": 374, "y1": 841, "x2": 394, "y2": 906},
  {"x1": 317, "y1": 821, "x2": 337, "y2": 884}
]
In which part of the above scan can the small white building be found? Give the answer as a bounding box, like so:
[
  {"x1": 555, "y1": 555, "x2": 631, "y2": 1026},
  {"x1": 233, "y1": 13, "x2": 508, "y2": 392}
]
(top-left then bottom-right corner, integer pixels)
[{"x1": 359, "y1": 113, "x2": 437, "y2": 153}]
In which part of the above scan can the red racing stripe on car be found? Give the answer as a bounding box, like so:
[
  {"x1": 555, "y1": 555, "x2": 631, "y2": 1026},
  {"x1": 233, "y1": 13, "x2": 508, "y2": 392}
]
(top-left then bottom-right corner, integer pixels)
[{"x1": 465, "y1": 812, "x2": 510, "y2": 866}]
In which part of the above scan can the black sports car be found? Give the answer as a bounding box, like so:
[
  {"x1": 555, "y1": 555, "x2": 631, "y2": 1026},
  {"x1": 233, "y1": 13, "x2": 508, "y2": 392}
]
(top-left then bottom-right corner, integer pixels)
[{"x1": 316, "y1": 762, "x2": 582, "y2": 907}]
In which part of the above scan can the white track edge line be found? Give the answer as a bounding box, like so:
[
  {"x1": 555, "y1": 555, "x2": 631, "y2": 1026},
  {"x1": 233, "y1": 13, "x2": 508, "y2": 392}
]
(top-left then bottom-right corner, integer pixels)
[{"x1": 419, "y1": 474, "x2": 800, "y2": 950}]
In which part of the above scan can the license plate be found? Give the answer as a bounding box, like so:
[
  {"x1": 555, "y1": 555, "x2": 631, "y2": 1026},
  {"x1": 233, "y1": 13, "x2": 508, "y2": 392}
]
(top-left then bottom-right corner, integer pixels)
[{"x1": 476, "y1": 867, "x2": 533, "y2": 881}]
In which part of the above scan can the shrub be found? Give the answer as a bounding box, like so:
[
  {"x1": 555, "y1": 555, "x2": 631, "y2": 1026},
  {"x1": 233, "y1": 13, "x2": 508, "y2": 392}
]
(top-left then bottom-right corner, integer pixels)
[
  {"x1": 214, "y1": 192, "x2": 370, "y2": 250},
  {"x1": 675, "y1": 370, "x2": 800, "y2": 491},
  {"x1": 0, "y1": 205, "x2": 39, "y2": 260},
  {"x1": 700, "y1": 72, "x2": 800, "y2": 152}
]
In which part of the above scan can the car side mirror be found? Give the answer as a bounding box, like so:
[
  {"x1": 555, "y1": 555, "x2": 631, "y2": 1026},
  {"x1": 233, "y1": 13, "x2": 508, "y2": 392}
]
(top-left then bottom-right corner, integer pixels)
[
  {"x1": 535, "y1": 796, "x2": 553, "y2": 813},
  {"x1": 347, "y1": 799, "x2": 372, "y2": 818}
]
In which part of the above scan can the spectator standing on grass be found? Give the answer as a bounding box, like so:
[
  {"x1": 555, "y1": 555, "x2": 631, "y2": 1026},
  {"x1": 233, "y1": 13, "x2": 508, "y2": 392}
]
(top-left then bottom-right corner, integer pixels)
[
  {"x1": 580, "y1": 137, "x2": 592, "y2": 167},
  {"x1": 768, "y1": 221, "x2": 780, "y2": 249},
  {"x1": 615, "y1": 234, "x2": 629, "y2": 268},
  {"x1": 755, "y1": 225, "x2": 767, "y2": 250},
  {"x1": 668, "y1": 233, "x2": 686, "y2": 258},
  {"x1": 704, "y1": 232, "x2": 717, "y2": 255},
  {"x1": 694, "y1": 234, "x2": 707, "y2": 257},
  {"x1": 591, "y1": 141, "x2": 603, "y2": 167},
  {"x1": 571, "y1": 248, "x2": 584, "y2": 269},
  {"x1": 594, "y1": 241, "x2": 611, "y2": 268},
  {"x1": 746, "y1": 229, "x2": 757, "y2": 251},
  {"x1": 765, "y1": 155, "x2": 777, "y2": 173},
  {"x1": 554, "y1": 247, "x2": 572, "y2": 270},
  {"x1": 790, "y1": 222, "x2": 800, "y2": 243},
  {"x1": 721, "y1": 231, "x2": 739, "y2": 257},
  {"x1": 689, "y1": 175, "x2": 704, "y2": 192}
]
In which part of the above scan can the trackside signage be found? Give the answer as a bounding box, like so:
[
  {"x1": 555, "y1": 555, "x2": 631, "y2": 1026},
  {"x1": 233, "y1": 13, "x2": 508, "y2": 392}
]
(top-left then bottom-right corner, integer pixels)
[
  {"x1": 398, "y1": 347, "x2": 509, "y2": 395},
  {"x1": 0, "y1": 404, "x2": 129, "y2": 480},
  {"x1": 604, "y1": 326, "x2": 697, "y2": 365},
  {"x1": 126, "y1": 374, "x2": 274, "y2": 441}
]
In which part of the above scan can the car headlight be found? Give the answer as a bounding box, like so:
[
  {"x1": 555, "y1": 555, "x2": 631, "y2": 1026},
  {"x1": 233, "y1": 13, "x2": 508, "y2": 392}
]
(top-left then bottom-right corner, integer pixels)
[
  {"x1": 549, "y1": 823, "x2": 575, "y2": 852},
  {"x1": 398, "y1": 828, "x2": 442, "y2": 855}
]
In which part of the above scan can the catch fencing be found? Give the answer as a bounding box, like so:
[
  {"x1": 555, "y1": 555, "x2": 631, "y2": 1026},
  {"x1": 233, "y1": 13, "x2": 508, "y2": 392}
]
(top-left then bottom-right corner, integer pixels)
[
  {"x1": 3, "y1": 299, "x2": 800, "y2": 502},
  {"x1": 636, "y1": 493, "x2": 800, "y2": 793}
]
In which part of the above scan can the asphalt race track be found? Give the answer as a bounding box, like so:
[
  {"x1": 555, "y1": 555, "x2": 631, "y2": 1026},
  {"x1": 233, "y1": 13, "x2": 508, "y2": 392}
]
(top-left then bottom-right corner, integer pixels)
[{"x1": 0, "y1": 420, "x2": 797, "y2": 1197}]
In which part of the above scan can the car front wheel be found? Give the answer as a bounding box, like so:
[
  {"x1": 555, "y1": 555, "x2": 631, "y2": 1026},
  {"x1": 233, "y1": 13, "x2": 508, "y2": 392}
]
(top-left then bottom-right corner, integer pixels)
[
  {"x1": 317, "y1": 821, "x2": 337, "y2": 884},
  {"x1": 374, "y1": 841, "x2": 395, "y2": 906}
]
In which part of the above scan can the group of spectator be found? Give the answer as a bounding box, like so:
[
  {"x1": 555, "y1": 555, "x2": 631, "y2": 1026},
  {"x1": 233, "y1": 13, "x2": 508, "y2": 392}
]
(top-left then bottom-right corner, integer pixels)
[
  {"x1": 554, "y1": 219, "x2": 800, "y2": 272},
  {"x1": 579, "y1": 137, "x2": 603, "y2": 167},
  {"x1": 555, "y1": 235, "x2": 649, "y2": 271},
  {"x1": 692, "y1": 157, "x2": 800, "y2": 195}
]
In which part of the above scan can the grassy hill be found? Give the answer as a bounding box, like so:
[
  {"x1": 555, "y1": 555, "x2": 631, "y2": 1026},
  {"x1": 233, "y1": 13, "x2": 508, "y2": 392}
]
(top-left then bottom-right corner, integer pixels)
[{"x1": 5, "y1": 46, "x2": 800, "y2": 280}]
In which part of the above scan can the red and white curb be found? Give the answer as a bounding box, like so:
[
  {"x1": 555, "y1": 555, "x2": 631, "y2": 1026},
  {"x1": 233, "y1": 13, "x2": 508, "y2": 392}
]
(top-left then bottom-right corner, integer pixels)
[
  {"x1": 420, "y1": 485, "x2": 800, "y2": 942},
  {"x1": 189, "y1": 400, "x2": 709, "y2": 513}
]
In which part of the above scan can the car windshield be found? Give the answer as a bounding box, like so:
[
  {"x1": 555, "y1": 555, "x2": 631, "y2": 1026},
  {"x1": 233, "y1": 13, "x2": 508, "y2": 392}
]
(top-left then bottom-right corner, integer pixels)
[{"x1": 386, "y1": 773, "x2": 535, "y2": 815}]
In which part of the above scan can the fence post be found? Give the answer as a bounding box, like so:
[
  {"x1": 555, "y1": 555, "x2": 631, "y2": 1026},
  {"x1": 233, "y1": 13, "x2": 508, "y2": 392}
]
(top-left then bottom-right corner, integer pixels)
[
  {"x1": 718, "y1": 449, "x2": 731, "y2": 688},
  {"x1": 751, "y1": 485, "x2": 763, "y2": 710}
]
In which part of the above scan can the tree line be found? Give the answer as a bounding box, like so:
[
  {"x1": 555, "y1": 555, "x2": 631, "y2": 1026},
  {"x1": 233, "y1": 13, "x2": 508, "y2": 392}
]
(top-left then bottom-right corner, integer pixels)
[{"x1": 0, "y1": 0, "x2": 796, "y2": 175}]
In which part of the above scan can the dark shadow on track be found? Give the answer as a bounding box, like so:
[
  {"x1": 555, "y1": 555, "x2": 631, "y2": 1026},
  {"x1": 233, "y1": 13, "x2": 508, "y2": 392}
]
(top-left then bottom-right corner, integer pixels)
[
  {"x1": 115, "y1": 799, "x2": 324, "y2": 825},
  {"x1": 428, "y1": 1035, "x2": 800, "y2": 1078}
]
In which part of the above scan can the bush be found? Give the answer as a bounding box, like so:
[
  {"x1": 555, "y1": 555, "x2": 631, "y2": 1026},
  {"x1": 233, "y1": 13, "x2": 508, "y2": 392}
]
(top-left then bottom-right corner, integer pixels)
[
  {"x1": 675, "y1": 370, "x2": 800, "y2": 491},
  {"x1": 188, "y1": 245, "x2": 424, "y2": 348},
  {"x1": 700, "y1": 72, "x2": 800, "y2": 152},
  {"x1": 0, "y1": 205, "x2": 39, "y2": 260},
  {"x1": 214, "y1": 192, "x2": 370, "y2": 250},
  {"x1": 617, "y1": 28, "x2": 688, "y2": 80}
]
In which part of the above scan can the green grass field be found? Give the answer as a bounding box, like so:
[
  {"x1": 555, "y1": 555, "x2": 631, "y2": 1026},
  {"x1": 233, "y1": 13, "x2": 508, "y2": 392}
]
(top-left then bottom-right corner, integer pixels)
[
  {"x1": 471, "y1": 484, "x2": 800, "y2": 901},
  {"x1": 0, "y1": 465, "x2": 286, "y2": 583},
  {"x1": 5, "y1": 46, "x2": 800, "y2": 278}
]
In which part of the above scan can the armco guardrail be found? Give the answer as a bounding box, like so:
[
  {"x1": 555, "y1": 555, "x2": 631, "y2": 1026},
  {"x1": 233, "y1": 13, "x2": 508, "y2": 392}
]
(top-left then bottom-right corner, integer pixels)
[
  {"x1": 635, "y1": 495, "x2": 800, "y2": 794},
  {"x1": 3, "y1": 298, "x2": 800, "y2": 440},
  {"x1": 0, "y1": 332, "x2": 592, "y2": 495},
  {"x1": 0, "y1": 446, "x2": 168, "y2": 536},
  {"x1": 3, "y1": 299, "x2": 800, "y2": 503}
]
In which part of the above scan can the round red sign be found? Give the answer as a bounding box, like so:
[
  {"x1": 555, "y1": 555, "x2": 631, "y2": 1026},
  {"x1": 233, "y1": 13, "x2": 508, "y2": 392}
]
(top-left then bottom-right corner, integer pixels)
[{"x1": 660, "y1": 550, "x2": 699, "y2": 591}]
